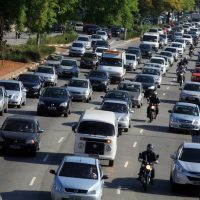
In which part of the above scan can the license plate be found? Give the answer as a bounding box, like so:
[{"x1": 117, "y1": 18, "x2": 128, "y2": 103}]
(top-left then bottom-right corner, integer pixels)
[
  {"x1": 48, "y1": 107, "x2": 56, "y2": 110},
  {"x1": 181, "y1": 124, "x2": 189, "y2": 128},
  {"x1": 64, "y1": 71, "x2": 71, "y2": 74},
  {"x1": 10, "y1": 144, "x2": 20, "y2": 149}
]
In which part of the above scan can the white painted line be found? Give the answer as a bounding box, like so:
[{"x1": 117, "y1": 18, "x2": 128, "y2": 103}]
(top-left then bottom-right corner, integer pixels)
[
  {"x1": 166, "y1": 86, "x2": 169, "y2": 90},
  {"x1": 173, "y1": 78, "x2": 176, "y2": 81},
  {"x1": 170, "y1": 82, "x2": 173, "y2": 85},
  {"x1": 58, "y1": 137, "x2": 64, "y2": 143},
  {"x1": 29, "y1": 177, "x2": 36, "y2": 186},
  {"x1": 133, "y1": 142, "x2": 137, "y2": 148},
  {"x1": 117, "y1": 186, "x2": 121, "y2": 195},
  {"x1": 163, "y1": 93, "x2": 166, "y2": 96},
  {"x1": 109, "y1": 40, "x2": 115, "y2": 45},
  {"x1": 43, "y1": 154, "x2": 49, "y2": 162},
  {"x1": 139, "y1": 129, "x2": 143, "y2": 134},
  {"x1": 124, "y1": 161, "x2": 129, "y2": 168}
]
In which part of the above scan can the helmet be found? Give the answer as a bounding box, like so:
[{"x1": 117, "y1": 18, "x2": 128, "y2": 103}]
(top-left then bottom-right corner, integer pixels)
[{"x1": 147, "y1": 144, "x2": 154, "y2": 152}]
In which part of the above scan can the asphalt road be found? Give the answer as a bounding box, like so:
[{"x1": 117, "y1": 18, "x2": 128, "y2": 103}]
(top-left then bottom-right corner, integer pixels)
[{"x1": 0, "y1": 37, "x2": 200, "y2": 200}]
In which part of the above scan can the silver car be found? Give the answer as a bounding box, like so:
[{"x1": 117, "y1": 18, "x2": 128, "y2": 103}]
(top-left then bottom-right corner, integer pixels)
[
  {"x1": 0, "y1": 80, "x2": 26, "y2": 108},
  {"x1": 50, "y1": 155, "x2": 108, "y2": 200},
  {"x1": 45, "y1": 54, "x2": 63, "y2": 69},
  {"x1": 34, "y1": 65, "x2": 58, "y2": 86},
  {"x1": 69, "y1": 41, "x2": 86, "y2": 57},
  {"x1": 66, "y1": 78, "x2": 93, "y2": 102},
  {"x1": 160, "y1": 51, "x2": 174, "y2": 66},
  {"x1": 170, "y1": 142, "x2": 200, "y2": 191},
  {"x1": 76, "y1": 35, "x2": 91, "y2": 49},
  {"x1": 117, "y1": 81, "x2": 144, "y2": 108},
  {"x1": 168, "y1": 102, "x2": 200, "y2": 133},
  {"x1": 0, "y1": 86, "x2": 8, "y2": 115},
  {"x1": 100, "y1": 99, "x2": 133, "y2": 132},
  {"x1": 179, "y1": 82, "x2": 200, "y2": 105},
  {"x1": 125, "y1": 53, "x2": 138, "y2": 71}
]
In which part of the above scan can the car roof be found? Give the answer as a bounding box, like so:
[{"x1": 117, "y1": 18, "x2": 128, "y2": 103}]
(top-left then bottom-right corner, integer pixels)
[
  {"x1": 176, "y1": 102, "x2": 199, "y2": 107},
  {"x1": 63, "y1": 155, "x2": 97, "y2": 165},
  {"x1": 183, "y1": 142, "x2": 200, "y2": 149},
  {"x1": 82, "y1": 109, "x2": 116, "y2": 125},
  {"x1": 0, "y1": 80, "x2": 20, "y2": 84}
]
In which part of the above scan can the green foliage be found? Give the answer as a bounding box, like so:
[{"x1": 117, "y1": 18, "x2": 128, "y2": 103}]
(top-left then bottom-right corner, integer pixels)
[{"x1": 0, "y1": 45, "x2": 55, "y2": 62}]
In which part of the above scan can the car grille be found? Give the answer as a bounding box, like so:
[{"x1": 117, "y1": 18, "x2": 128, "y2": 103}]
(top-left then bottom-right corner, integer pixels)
[
  {"x1": 178, "y1": 119, "x2": 192, "y2": 123},
  {"x1": 65, "y1": 188, "x2": 88, "y2": 194},
  {"x1": 85, "y1": 140, "x2": 104, "y2": 155},
  {"x1": 4, "y1": 138, "x2": 26, "y2": 144},
  {"x1": 187, "y1": 176, "x2": 200, "y2": 182},
  {"x1": 71, "y1": 91, "x2": 81, "y2": 94},
  {"x1": 44, "y1": 102, "x2": 60, "y2": 107}
]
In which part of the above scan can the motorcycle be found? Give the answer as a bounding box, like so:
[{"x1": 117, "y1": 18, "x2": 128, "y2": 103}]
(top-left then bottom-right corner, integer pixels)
[
  {"x1": 147, "y1": 104, "x2": 157, "y2": 123},
  {"x1": 189, "y1": 49, "x2": 194, "y2": 58},
  {"x1": 177, "y1": 72, "x2": 185, "y2": 87}
]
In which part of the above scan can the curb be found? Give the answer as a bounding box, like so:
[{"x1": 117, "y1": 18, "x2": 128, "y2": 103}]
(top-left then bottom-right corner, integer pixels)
[
  {"x1": 125, "y1": 37, "x2": 140, "y2": 43},
  {"x1": 47, "y1": 43, "x2": 72, "y2": 48}
]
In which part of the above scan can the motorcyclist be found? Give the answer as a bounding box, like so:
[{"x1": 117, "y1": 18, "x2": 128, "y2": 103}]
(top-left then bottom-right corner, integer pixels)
[
  {"x1": 176, "y1": 65, "x2": 186, "y2": 83},
  {"x1": 189, "y1": 43, "x2": 194, "y2": 52},
  {"x1": 138, "y1": 144, "x2": 159, "y2": 184},
  {"x1": 182, "y1": 57, "x2": 188, "y2": 65},
  {"x1": 147, "y1": 92, "x2": 160, "y2": 118},
  {"x1": 177, "y1": 59, "x2": 184, "y2": 68}
]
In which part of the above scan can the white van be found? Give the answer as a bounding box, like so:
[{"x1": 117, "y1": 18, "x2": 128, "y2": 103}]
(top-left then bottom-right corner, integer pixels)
[
  {"x1": 141, "y1": 32, "x2": 159, "y2": 52},
  {"x1": 73, "y1": 109, "x2": 118, "y2": 167}
]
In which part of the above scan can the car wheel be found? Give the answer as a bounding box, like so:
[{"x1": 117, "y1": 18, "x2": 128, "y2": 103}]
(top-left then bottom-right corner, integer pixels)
[
  {"x1": 0, "y1": 109, "x2": 3, "y2": 116},
  {"x1": 170, "y1": 175, "x2": 178, "y2": 192},
  {"x1": 109, "y1": 160, "x2": 114, "y2": 167},
  {"x1": 37, "y1": 110, "x2": 42, "y2": 116},
  {"x1": 64, "y1": 112, "x2": 68, "y2": 117},
  {"x1": 22, "y1": 99, "x2": 26, "y2": 106},
  {"x1": 124, "y1": 128, "x2": 128, "y2": 132},
  {"x1": 137, "y1": 104, "x2": 141, "y2": 108},
  {"x1": 158, "y1": 85, "x2": 161, "y2": 88}
]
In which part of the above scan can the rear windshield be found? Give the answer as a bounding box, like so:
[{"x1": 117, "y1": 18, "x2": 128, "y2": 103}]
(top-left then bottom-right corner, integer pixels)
[{"x1": 77, "y1": 121, "x2": 115, "y2": 136}]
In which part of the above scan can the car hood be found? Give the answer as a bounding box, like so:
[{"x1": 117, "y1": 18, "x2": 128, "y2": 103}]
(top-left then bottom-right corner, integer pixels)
[
  {"x1": 178, "y1": 160, "x2": 200, "y2": 173},
  {"x1": 60, "y1": 65, "x2": 74, "y2": 70},
  {"x1": 171, "y1": 113, "x2": 200, "y2": 121},
  {"x1": 182, "y1": 90, "x2": 200, "y2": 96},
  {"x1": 1, "y1": 131, "x2": 34, "y2": 140},
  {"x1": 115, "y1": 112, "x2": 129, "y2": 120},
  {"x1": 34, "y1": 72, "x2": 53, "y2": 78},
  {"x1": 57, "y1": 177, "x2": 98, "y2": 191},
  {"x1": 67, "y1": 87, "x2": 87, "y2": 93},
  {"x1": 6, "y1": 90, "x2": 20, "y2": 96},
  {"x1": 40, "y1": 96, "x2": 67, "y2": 103}
]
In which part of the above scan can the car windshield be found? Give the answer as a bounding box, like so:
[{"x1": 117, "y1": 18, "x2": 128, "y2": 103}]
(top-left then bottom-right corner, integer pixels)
[
  {"x1": 91, "y1": 35, "x2": 101, "y2": 39},
  {"x1": 89, "y1": 71, "x2": 106, "y2": 78},
  {"x1": 2, "y1": 119, "x2": 35, "y2": 133},
  {"x1": 78, "y1": 121, "x2": 115, "y2": 136},
  {"x1": 96, "y1": 40, "x2": 108, "y2": 46},
  {"x1": 96, "y1": 48, "x2": 107, "y2": 53},
  {"x1": 151, "y1": 58, "x2": 164, "y2": 64},
  {"x1": 0, "y1": 82, "x2": 20, "y2": 91},
  {"x1": 78, "y1": 37, "x2": 89, "y2": 41},
  {"x1": 18, "y1": 75, "x2": 39, "y2": 83},
  {"x1": 72, "y1": 43, "x2": 83, "y2": 48},
  {"x1": 184, "y1": 84, "x2": 200, "y2": 92},
  {"x1": 139, "y1": 44, "x2": 151, "y2": 49},
  {"x1": 172, "y1": 43, "x2": 181, "y2": 48},
  {"x1": 160, "y1": 52, "x2": 172, "y2": 57},
  {"x1": 160, "y1": 34, "x2": 167, "y2": 39},
  {"x1": 142, "y1": 68, "x2": 160, "y2": 75},
  {"x1": 179, "y1": 148, "x2": 200, "y2": 163},
  {"x1": 126, "y1": 49, "x2": 139, "y2": 55},
  {"x1": 61, "y1": 60, "x2": 76, "y2": 66},
  {"x1": 126, "y1": 55, "x2": 136, "y2": 60},
  {"x1": 83, "y1": 53, "x2": 97, "y2": 59},
  {"x1": 135, "y1": 75, "x2": 154, "y2": 83},
  {"x1": 42, "y1": 88, "x2": 67, "y2": 98},
  {"x1": 118, "y1": 83, "x2": 140, "y2": 92},
  {"x1": 47, "y1": 55, "x2": 61, "y2": 61},
  {"x1": 173, "y1": 105, "x2": 199, "y2": 116},
  {"x1": 142, "y1": 35, "x2": 157, "y2": 42},
  {"x1": 165, "y1": 48, "x2": 176, "y2": 53},
  {"x1": 97, "y1": 31, "x2": 105, "y2": 35},
  {"x1": 105, "y1": 91, "x2": 127, "y2": 100},
  {"x1": 68, "y1": 80, "x2": 88, "y2": 88},
  {"x1": 59, "y1": 162, "x2": 98, "y2": 180},
  {"x1": 36, "y1": 67, "x2": 54, "y2": 74},
  {"x1": 102, "y1": 102, "x2": 128, "y2": 113},
  {"x1": 100, "y1": 57, "x2": 122, "y2": 67}
]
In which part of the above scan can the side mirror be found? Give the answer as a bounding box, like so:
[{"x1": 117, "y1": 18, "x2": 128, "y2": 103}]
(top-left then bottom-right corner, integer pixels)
[
  {"x1": 170, "y1": 153, "x2": 176, "y2": 160},
  {"x1": 72, "y1": 123, "x2": 77, "y2": 133},
  {"x1": 102, "y1": 175, "x2": 109, "y2": 180},
  {"x1": 49, "y1": 169, "x2": 56, "y2": 175},
  {"x1": 38, "y1": 129, "x2": 44, "y2": 133},
  {"x1": 168, "y1": 110, "x2": 172, "y2": 113}
]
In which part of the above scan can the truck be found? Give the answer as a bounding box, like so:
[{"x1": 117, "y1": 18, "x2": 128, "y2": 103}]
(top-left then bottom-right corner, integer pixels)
[{"x1": 97, "y1": 50, "x2": 126, "y2": 82}]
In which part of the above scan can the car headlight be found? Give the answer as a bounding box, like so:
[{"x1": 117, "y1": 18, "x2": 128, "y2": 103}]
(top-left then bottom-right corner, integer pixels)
[
  {"x1": 13, "y1": 94, "x2": 20, "y2": 100},
  {"x1": 171, "y1": 117, "x2": 178, "y2": 122},
  {"x1": 148, "y1": 85, "x2": 155, "y2": 90},
  {"x1": 60, "y1": 102, "x2": 68, "y2": 107},
  {"x1": 193, "y1": 120, "x2": 200, "y2": 125},
  {"x1": 120, "y1": 116, "x2": 129, "y2": 122},
  {"x1": 55, "y1": 182, "x2": 65, "y2": 192},
  {"x1": 26, "y1": 139, "x2": 35, "y2": 144},
  {"x1": 83, "y1": 91, "x2": 88, "y2": 95},
  {"x1": 175, "y1": 162, "x2": 186, "y2": 173},
  {"x1": 38, "y1": 100, "x2": 44, "y2": 105},
  {"x1": 89, "y1": 190, "x2": 97, "y2": 194}
]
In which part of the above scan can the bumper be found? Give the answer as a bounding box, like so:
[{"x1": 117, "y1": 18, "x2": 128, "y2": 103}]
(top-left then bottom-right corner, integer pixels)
[
  {"x1": 71, "y1": 94, "x2": 87, "y2": 101},
  {"x1": 8, "y1": 99, "x2": 20, "y2": 106},
  {"x1": 169, "y1": 122, "x2": 200, "y2": 131},
  {"x1": 69, "y1": 51, "x2": 84, "y2": 57},
  {"x1": 37, "y1": 105, "x2": 68, "y2": 115}
]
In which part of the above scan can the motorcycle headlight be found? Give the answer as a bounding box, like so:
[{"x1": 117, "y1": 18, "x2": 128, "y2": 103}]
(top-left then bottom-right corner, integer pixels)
[
  {"x1": 60, "y1": 102, "x2": 68, "y2": 107},
  {"x1": 148, "y1": 85, "x2": 155, "y2": 90}
]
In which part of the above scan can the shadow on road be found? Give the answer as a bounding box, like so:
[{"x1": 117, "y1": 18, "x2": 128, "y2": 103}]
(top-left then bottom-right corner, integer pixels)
[{"x1": 160, "y1": 99, "x2": 177, "y2": 104}]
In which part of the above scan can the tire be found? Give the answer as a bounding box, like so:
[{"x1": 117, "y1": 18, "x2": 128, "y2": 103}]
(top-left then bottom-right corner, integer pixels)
[
  {"x1": 22, "y1": 99, "x2": 26, "y2": 106},
  {"x1": 37, "y1": 110, "x2": 42, "y2": 116},
  {"x1": 124, "y1": 128, "x2": 128, "y2": 132},
  {"x1": 170, "y1": 175, "x2": 178, "y2": 192},
  {"x1": 0, "y1": 110, "x2": 3, "y2": 116},
  {"x1": 109, "y1": 160, "x2": 114, "y2": 167},
  {"x1": 64, "y1": 111, "x2": 68, "y2": 117}
]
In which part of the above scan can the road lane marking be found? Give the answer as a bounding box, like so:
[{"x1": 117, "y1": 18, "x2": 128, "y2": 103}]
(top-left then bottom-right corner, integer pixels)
[
  {"x1": 29, "y1": 177, "x2": 36, "y2": 186},
  {"x1": 166, "y1": 86, "x2": 169, "y2": 90},
  {"x1": 139, "y1": 129, "x2": 143, "y2": 134},
  {"x1": 163, "y1": 93, "x2": 166, "y2": 96},
  {"x1": 58, "y1": 137, "x2": 64, "y2": 143},
  {"x1": 133, "y1": 142, "x2": 137, "y2": 148},
  {"x1": 109, "y1": 40, "x2": 115, "y2": 45},
  {"x1": 173, "y1": 78, "x2": 176, "y2": 81},
  {"x1": 124, "y1": 161, "x2": 129, "y2": 168},
  {"x1": 43, "y1": 154, "x2": 49, "y2": 162},
  {"x1": 117, "y1": 186, "x2": 121, "y2": 194}
]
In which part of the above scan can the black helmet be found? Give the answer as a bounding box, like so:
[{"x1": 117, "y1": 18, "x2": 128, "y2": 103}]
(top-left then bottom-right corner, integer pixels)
[{"x1": 147, "y1": 144, "x2": 154, "y2": 152}]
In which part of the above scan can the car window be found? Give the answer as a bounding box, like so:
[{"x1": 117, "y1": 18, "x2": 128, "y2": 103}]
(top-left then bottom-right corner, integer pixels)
[
  {"x1": 118, "y1": 83, "x2": 140, "y2": 92},
  {"x1": 151, "y1": 58, "x2": 164, "y2": 64},
  {"x1": 72, "y1": 43, "x2": 83, "y2": 48},
  {"x1": 18, "y1": 75, "x2": 40, "y2": 83},
  {"x1": 68, "y1": 80, "x2": 88, "y2": 88},
  {"x1": 173, "y1": 105, "x2": 199, "y2": 116},
  {"x1": 59, "y1": 162, "x2": 98, "y2": 180},
  {"x1": 135, "y1": 76, "x2": 154, "y2": 83},
  {"x1": 102, "y1": 102, "x2": 128, "y2": 114},
  {"x1": 105, "y1": 91, "x2": 128, "y2": 99},
  {"x1": 0, "y1": 82, "x2": 20, "y2": 91},
  {"x1": 42, "y1": 88, "x2": 68, "y2": 98},
  {"x1": 179, "y1": 148, "x2": 200, "y2": 163},
  {"x1": 36, "y1": 67, "x2": 54, "y2": 74},
  {"x1": 183, "y1": 84, "x2": 200, "y2": 92},
  {"x1": 47, "y1": 55, "x2": 61, "y2": 61},
  {"x1": 61, "y1": 60, "x2": 76, "y2": 66},
  {"x1": 126, "y1": 55, "x2": 136, "y2": 60}
]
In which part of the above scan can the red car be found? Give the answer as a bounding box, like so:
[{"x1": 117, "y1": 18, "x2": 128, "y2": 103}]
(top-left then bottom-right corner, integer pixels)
[{"x1": 191, "y1": 67, "x2": 200, "y2": 82}]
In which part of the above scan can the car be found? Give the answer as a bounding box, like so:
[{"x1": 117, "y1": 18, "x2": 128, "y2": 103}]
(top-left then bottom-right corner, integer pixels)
[
  {"x1": 170, "y1": 42, "x2": 184, "y2": 56},
  {"x1": 164, "y1": 47, "x2": 179, "y2": 61},
  {"x1": 111, "y1": 27, "x2": 121, "y2": 37},
  {"x1": 191, "y1": 67, "x2": 200, "y2": 81},
  {"x1": 80, "y1": 52, "x2": 98, "y2": 69},
  {"x1": 100, "y1": 99, "x2": 133, "y2": 132},
  {"x1": 0, "y1": 80, "x2": 26, "y2": 108},
  {"x1": 126, "y1": 47, "x2": 142, "y2": 64},
  {"x1": 144, "y1": 62, "x2": 166, "y2": 76},
  {"x1": 57, "y1": 58, "x2": 79, "y2": 78},
  {"x1": 34, "y1": 65, "x2": 58, "y2": 86},
  {"x1": 96, "y1": 30, "x2": 108, "y2": 41},
  {"x1": 160, "y1": 51, "x2": 174, "y2": 66},
  {"x1": 87, "y1": 24, "x2": 101, "y2": 35},
  {"x1": 69, "y1": 41, "x2": 86, "y2": 57},
  {"x1": 74, "y1": 21, "x2": 83, "y2": 32},
  {"x1": 93, "y1": 40, "x2": 110, "y2": 51},
  {"x1": 91, "y1": 34, "x2": 102, "y2": 48},
  {"x1": 141, "y1": 67, "x2": 162, "y2": 88},
  {"x1": 66, "y1": 78, "x2": 93, "y2": 102},
  {"x1": 88, "y1": 70, "x2": 110, "y2": 92},
  {"x1": 117, "y1": 81, "x2": 144, "y2": 108},
  {"x1": 44, "y1": 54, "x2": 63, "y2": 69},
  {"x1": 17, "y1": 74, "x2": 44, "y2": 97},
  {"x1": 149, "y1": 56, "x2": 167, "y2": 75},
  {"x1": 154, "y1": 55, "x2": 170, "y2": 72},
  {"x1": 188, "y1": 30, "x2": 198, "y2": 38},
  {"x1": 101, "y1": 27, "x2": 112, "y2": 39},
  {"x1": 134, "y1": 74, "x2": 157, "y2": 97},
  {"x1": 179, "y1": 82, "x2": 200, "y2": 105},
  {"x1": 50, "y1": 155, "x2": 108, "y2": 200},
  {"x1": 174, "y1": 38, "x2": 187, "y2": 50},
  {"x1": 95, "y1": 47, "x2": 109, "y2": 58},
  {"x1": 139, "y1": 43, "x2": 153, "y2": 59},
  {"x1": 37, "y1": 87, "x2": 71, "y2": 117},
  {"x1": 0, "y1": 115, "x2": 44, "y2": 156},
  {"x1": 0, "y1": 86, "x2": 8, "y2": 115},
  {"x1": 170, "y1": 142, "x2": 200, "y2": 190},
  {"x1": 168, "y1": 102, "x2": 200, "y2": 133},
  {"x1": 77, "y1": 35, "x2": 91, "y2": 49},
  {"x1": 190, "y1": 28, "x2": 200, "y2": 36},
  {"x1": 182, "y1": 34, "x2": 193, "y2": 44},
  {"x1": 125, "y1": 53, "x2": 138, "y2": 71}
]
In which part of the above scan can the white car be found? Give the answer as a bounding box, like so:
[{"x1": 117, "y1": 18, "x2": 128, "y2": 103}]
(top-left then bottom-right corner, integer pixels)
[
  {"x1": 125, "y1": 53, "x2": 138, "y2": 71},
  {"x1": 160, "y1": 34, "x2": 168, "y2": 45},
  {"x1": 170, "y1": 142, "x2": 200, "y2": 191},
  {"x1": 154, "y1": 55, "x2": 170, "y2": 71},
  {"x1": 69, "y1": 41, "x2": 86, "y2": 57},
  {"x1": 96, "y1": 30, "x2": 108, "y2": 41},
  {"x1": 171, "y1": 42, "x2": 184, "y2": 56},
  {"x1": 0, "y1": 80, "x2": 26, "y2": 108},
  {"x1": 144, "y1": 63, "x2": 166, "y2": 76},
  {"x1": 160, "y1": 51, "x2": 174, "y2": 66},
  {"x1": 77, "y1": 35, "x2": 91, "y2": 49},
  {"x1": 95, "y1": 47, "x2": 109, "y2": 58},
  {"x1": 164, "y1": 47, "x2": 179, "y2": 62},
  {"x1": 174, "y1": 38, "x2": 187, "y2": 50},
  {"x1": 182, "y1": 34, "x2": 193, "y2": 45},
  {"x1": 149, "y1": 57, "x2": 166, "y2": 75}
]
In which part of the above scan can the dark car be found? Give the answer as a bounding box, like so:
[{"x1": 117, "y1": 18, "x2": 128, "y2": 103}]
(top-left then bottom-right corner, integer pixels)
[
  {"x1": 87, "y1": 25, "x2": 101, "y2": 35},
  {"x1": 135, "y1": 74, "x2": 157, "y2": 97},
  {"x1": 88, "y1": 70, "x2": 110, "y2": 92},
  {"x1": 17, "y1": 74, "x2": 44, "y2": 97},
  {"x1": 93, "y1": 40, "x2": 110, "y2": 51},
  {"x1": 139, "y1": 43, "x2": 153, "y2": 59},
  {"x1": 0, "y1": 115, "x2": 44, "y2": 156},
  {"x1": 37, "y1": 87, "x2": 71, "y2": 117},
  {"x1": 111, "y1": 27, "x2": 121, "y2": 37},
  {"x1": 100, "y1": 90, "x2": 132, "y2": 108},
  {"x1": 80, "y1": 52, "x2": 98, "y2": 69},
  {"x1": 126, "y1": 47, "x2": 142, "y2": 64}
]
